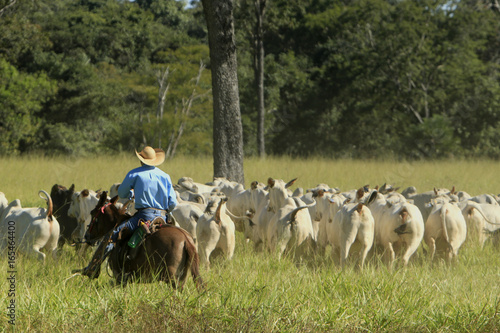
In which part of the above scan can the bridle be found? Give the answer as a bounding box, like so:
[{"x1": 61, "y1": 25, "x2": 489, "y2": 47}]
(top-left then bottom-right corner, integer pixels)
[{"x1": 85, "y1": 202, "x2": 112, "y2": 244}]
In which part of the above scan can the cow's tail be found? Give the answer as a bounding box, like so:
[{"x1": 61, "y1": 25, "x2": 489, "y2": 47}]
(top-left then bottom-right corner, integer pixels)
[
  {"x1": 289, "y1": 206, "x2": 311, "y2": 241},
  {"x1": 441, "y1": 205, "x2": 450, "y2": 244},
  {"x1": 467, "y1": 202, "x2": 500, "y2": 225},
  {"x1": 441, "y1": 205, "x2": 454, "y2": 255},
  {"x1": 178, "y1": 227, "x2": 205, "y2": 292},
  {"x1": 290, "y1": 206, "x2": 309, "y2": 226},
  {"x1": 39, "y1": 190, "x2": 54, "y2": 222}
]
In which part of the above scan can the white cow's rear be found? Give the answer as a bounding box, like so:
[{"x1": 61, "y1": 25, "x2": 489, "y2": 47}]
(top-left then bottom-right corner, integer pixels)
[
  {"x1": 328, "y1": 202, "x2": 374, "y2": 269},
  {"x1": 374, "y1": 201, "x2": 424, "y2": 267},
  {"x1": 425, "y1": 201, "x2": 467, "y2": 262},
  {"x1": 0, "y1": 191, "x2": 60, "y2": 262}
]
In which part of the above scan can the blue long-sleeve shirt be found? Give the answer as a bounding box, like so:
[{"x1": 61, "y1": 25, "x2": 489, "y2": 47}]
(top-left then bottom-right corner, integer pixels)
[{"x1": 117, "y1": 165, "x2": 177, "y2": 212}]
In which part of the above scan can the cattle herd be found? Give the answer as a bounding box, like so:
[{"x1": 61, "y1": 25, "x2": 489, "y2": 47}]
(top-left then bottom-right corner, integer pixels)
[{"x1": 1, "y1": 177, "x2": 500, "y2": 272}]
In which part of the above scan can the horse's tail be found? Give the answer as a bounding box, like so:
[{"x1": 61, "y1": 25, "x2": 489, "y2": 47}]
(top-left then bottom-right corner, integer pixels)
[{"x1": 178, "y1": 227, "x2": 205, "y2": 292}]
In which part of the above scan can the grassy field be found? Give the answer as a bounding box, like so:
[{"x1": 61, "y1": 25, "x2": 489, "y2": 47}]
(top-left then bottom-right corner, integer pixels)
[{"x1": 1, "y1": 155, "x2": 499, "y2": 332}]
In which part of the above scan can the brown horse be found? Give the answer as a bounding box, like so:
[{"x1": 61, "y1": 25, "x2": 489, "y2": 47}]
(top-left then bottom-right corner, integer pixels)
[{"x1": 79, "y1": 192, "x2": 204, "y2": 291}]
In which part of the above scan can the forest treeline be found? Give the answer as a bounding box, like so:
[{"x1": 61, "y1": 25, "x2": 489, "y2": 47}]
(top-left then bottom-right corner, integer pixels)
[{"x1": 2, "y1": 0, "x2": 500, "y2": 159}]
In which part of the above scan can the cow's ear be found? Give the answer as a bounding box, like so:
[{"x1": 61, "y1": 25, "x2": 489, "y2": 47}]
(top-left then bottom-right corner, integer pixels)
[
  {"x1": 69, "y1": 184, "x2": 75, "y2": 194},
  {"x1": 267, "y1": 178, "x2": 275, "y2": 188},
  {"x1": 357, "y1": 203, "x2": 364, "y2": 213},
  {"x1": 366, "y1": 191, "x2": 378, "y2": 206},
  {"x1": 285, "y1": 178, "x2": 298, "y2": 188},
  {"x1": 356, "y1": 188, "x2": 364, "y2": 200}
]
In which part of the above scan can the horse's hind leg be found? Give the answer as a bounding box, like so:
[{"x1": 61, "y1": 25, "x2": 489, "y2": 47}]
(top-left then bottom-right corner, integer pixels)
[
  {"x1": 115, "y1": 272, "x2": 130, "y2": 286},
  {"x1": 162, "y1": 266, "x2": 180, "y2": 290}
]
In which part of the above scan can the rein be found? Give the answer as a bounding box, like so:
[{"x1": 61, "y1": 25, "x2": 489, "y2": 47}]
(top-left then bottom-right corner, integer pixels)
[
  {"x1": 86, "y1": 202, "x2": 114, "y2": 244},
  {"x1": 88, "y1": 203, "x2": 112, "y2": 234}
]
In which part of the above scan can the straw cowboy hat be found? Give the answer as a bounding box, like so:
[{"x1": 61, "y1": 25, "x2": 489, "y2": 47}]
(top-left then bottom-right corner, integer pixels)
[{"x1": 135, "y1": 146, "x2": 165, "y2": 166}]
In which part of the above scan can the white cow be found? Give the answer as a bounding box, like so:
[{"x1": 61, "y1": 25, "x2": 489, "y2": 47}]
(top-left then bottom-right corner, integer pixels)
[
  {"x1": 0, "y1": 192, "x2": 8, "y2": 220},
  {"x1": 217, "y1": 181, "x2": 252, "y2": 230},
  {"x1": 295, "y1": 191, "x2": 320, "y2": 240},
  {"x1": 243, "y1": 181, "x2": 273, "y2": 249},
  {"x1": 467, "y1": 194, "x2": 499, "y2": 206},
  {"x1": 175, "y1": 190, "x2": 206, "y2": 211},
  {"x1": 109, "y1": 183, "x2": 137, "y2": 215},
  {"x1": 68, "y1": 189, "x2": 100, "y2": 245},
  {"x1": 372, "y1": 198, "x2": 424, "y2": 268},
  {"x1": 171, "y1": 203, "x2": 203, "y2": 246},
  {"x1": 402, "y1": 186, "x2": 454, "y2": 222},
  {"x1": 266, "y1": 178, "x2": 316, "y2": 259},
  {"x1": 178, "y1": 190, "x2": 206, "y2": 204},
  {"x1": 314, "y1": 190, "x2": 345, "y2": 253},
  {"x1": 328, "y1": 201, "x2": 374, "y2": 269},
  {"x1": 0, "y1": 190, "x2": 60, "y2": 262},
  {"x1": 461, "y1": 201, "x2": 500, "y2": 247},
  {"x1": 175, "y1": 177, "x2": 220, "y2": 202},
  {"x1": 424, "y1": 201, "x2": 467, "y2": 262},
  {"x1": 196, "y1": 198, "x2": 236, "y2": 268}
]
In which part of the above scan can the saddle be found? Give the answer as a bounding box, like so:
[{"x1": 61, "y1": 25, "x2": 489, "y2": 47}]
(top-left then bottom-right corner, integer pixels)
[{"x1": 125, "y1": 216, "x2": 173, "y2": 260}]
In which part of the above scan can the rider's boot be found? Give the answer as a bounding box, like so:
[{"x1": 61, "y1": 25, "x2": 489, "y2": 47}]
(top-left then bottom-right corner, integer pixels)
[{"x1": 80, "y1": 241, "x2": 114, "y2": 279}]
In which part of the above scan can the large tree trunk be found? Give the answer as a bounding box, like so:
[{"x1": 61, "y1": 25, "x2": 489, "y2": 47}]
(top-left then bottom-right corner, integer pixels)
[
  {"x1": 202, "y1": 0, "x2": 245, "y2": 184},
  {"x1": 254, "y1": 0, "x2": 266, "y2": 158}
]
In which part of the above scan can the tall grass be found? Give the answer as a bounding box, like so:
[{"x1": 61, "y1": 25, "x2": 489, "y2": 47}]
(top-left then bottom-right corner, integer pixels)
[{"x1": 1, "y1": 155, "x2": 499, "y2": 332}]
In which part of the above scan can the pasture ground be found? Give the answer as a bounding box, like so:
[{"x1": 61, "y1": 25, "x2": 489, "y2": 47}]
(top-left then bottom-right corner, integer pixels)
[{"x1": 1, "y1": 155, "x2": 499, "y2": 332}]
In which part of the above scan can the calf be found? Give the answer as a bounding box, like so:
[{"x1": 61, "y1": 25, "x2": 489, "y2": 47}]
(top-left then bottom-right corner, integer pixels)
[
  {"x1": 0, "y1": 190, "x2": 60, "y2": 261},
  {"x1": 196, "y1": 198, "x2": 236, "y2": 268},
  {"x1": 425, "y1": 201, "x2": 467, "y2": 263}
]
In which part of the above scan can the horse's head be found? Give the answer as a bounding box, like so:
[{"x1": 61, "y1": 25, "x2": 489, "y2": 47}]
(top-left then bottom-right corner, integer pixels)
[{"x1": 84, "y1": 192, "x2": 125, "y2": 245}]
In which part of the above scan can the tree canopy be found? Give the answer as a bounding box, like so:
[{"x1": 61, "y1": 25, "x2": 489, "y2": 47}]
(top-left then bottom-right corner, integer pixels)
[{"x1": 2, "y1": 0, "x2": 500, "y2": 159}]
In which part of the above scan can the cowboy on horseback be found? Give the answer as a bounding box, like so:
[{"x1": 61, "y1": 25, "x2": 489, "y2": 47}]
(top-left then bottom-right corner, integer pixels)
[{"x1": 80, "y1": 146, "x2": 177, "y2": 279}]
